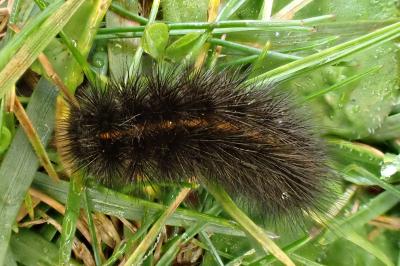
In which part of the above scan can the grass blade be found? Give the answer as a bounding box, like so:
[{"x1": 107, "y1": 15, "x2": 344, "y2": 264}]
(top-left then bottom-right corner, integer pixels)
[
  {"x1": 32, "y1": 172, "x2": 243, "y2": 236},
  {"x1": 246, "y1": 21, "x2": 400, "y2": 84},
  {"x1": 0, "y1": 79, "x2": 58, "y2": 264},
  {"x1": 59, "y1": 174, "x2": 84, "y2": 265},
  {"x1": 83, "y1": 190, "x2": 102, "y2": 266},
  {"x1": 123, "y1": 188, "x2": 191, "y2": 266},
  {"x1": 203, "y1": 181, "x2": 295, "y2": 266},
  {"x1": 0, "y1": 0, "x2": 86, "y2": 97}
]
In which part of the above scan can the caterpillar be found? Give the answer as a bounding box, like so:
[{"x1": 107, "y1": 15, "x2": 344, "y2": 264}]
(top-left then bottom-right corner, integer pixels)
[{"x1": 56, "y1": 65, "x2": 335, "y2": 224}]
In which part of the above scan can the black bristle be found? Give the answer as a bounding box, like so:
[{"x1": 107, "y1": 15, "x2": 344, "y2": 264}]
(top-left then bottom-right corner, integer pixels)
[{"x1": 57, "y1": 65, "x2": 336, "y2": 225}]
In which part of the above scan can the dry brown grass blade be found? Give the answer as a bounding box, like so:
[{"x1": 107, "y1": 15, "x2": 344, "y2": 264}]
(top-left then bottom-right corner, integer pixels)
[
  {"x1": 93, "y1": 212, "x2": 122, "y2": 248},
  {"x1": 29, "y1": 188, "x2": 91, "y2": 243},
  {"x1": 273, "y1": 0, "x2": 313, "y2": 19},
  {"x1": 14, "y1": 98, "x2": 60, "y2": 181}
]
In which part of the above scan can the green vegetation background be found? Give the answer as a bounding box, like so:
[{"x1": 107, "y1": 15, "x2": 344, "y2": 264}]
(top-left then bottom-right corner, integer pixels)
[{"x1": 0, "y1": 0, "x2": 400, "y2": 265}]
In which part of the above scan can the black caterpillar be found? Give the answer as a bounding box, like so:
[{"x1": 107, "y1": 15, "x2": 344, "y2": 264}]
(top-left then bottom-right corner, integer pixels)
[{"x1": 57, "y1": 65, "x2": 334, "y2": 223}]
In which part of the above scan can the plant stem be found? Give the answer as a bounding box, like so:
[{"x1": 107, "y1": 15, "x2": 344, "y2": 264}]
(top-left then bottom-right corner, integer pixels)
[
  {"x1": 110, "y1": 2, "x2": 148, "y2": 24},
  {"x1": 208, "y1": 38, "x2": 301, "y2": 60}
]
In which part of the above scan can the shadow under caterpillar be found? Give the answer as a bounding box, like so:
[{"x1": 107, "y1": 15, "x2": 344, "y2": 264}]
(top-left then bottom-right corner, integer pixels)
[{"x1": 56, "y1": 65, "x2": 337, "y2": 226}]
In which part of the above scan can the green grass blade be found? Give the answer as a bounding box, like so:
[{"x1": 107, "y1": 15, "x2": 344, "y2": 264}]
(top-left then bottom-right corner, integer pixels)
[
  {"x1": 199, "y1": 231, "x2": 225, "y2": 266},
  {"x1": 0, "y1": 79, "x2": 58, "y2": 264},
  {"x1": 32, "y1": 172, "x2": 244, "y2": 236},
  {"x1": 303, "y1": 66, "x2": 381, "y2": 102},
  {"x1": 103, "y1": 220, "x2": 153, "y2": 266},
  {"x1": 343, "y1": 232, "x2": 394, "y2": 266},
  {"x1": 217, "y1": 0, "x2": 249, "y2": 20},
  {"x1": 0, "y1": 0, "x2": 63, "y2": 70},
  {"x1": 83, "y1": 189, "x2": 102, "y2": 266},
  {"x1": 156, "y1": 205, "x2": 221, "y2": 266},
  {"x1": 322, "y1": 185, "x2": 400, "y2": 244},
  {"x1": 110, "y1": 2, "x2": 148, "y2": 24},
  {"x1": 34, "y1": 0, "x2": 111, "y2": 91},
  {"x1": 0, "y1": 0, "x2": 86, "y2": 97},
  {"x1": 203, "y1": 181, "x2": 295, "y2": 266},
  {"x1": 59, "y1": 174, "x2": 84, "y2": 265},
  {"x1": 246, "y1": 21, "x2": 400, "y2": 84},
  {"x1": 11, "y1": 228, "x2": 79, "y2": 266},
  {"x1": 123, "y1": 188, "x2": 191, "y2": 266},
  {"x1": 291, "y1": 254, "x2": 325, "y2": 266}
]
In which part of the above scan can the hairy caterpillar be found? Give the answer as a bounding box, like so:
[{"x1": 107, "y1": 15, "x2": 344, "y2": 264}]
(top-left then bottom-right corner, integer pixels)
[{"x1": 56, "y1": 65, "x2": 334, "y2": 223}]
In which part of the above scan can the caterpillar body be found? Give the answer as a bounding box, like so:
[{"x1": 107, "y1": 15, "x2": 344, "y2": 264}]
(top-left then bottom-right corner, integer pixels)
[{"x1": 57, "y1": 65, "x2": 334, "y2": 224}]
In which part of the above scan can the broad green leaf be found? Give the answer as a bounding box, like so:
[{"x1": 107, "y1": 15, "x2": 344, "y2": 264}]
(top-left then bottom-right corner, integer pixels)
[
  {"x1": 166, "y1": 33, "x2": 202, "y2": 62},
  {"x1": 142, "y1": 23, "x2": 169, "y2": 60},
  {"x1": 4, "y1": 249, "x2": 17, "y2": 266},
  {"x1": 10, "y1": 229, "x2": 79, "y2": 266},
  {"x1": 370, "y1": 113, "x2": 400, "y2": 141}
]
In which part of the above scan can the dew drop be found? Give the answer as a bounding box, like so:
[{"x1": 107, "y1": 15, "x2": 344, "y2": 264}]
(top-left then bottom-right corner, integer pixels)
[
  {"x1": 281, "y1": 192, "x2": 289, "y2": 199},
  {"x1": 71, "y1": 39, "x2": 78, "y2": 47}
]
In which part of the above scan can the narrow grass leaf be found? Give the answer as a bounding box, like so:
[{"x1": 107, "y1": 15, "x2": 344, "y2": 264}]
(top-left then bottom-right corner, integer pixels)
[
  {"x1": 142, "y1": 23, "x2": 169, "y2": 60},
  {"x1": 32, "y1": 172, "x2": 244, "y2": 236},
  {"x1": 83, "y1": 189, "x2": 102, "y2": 266},
  {"x1": 59, "y1": 173, "x2": 84, "y2": 265},
  {"x1": 322, "y1": 185, "x2": 400, "y2": 244},
  {"x1": 123, "y1": 188, "x2": 191, "y2": 266},
  {"x1": 203, "y1": 181, "x2": 295, "y2": 266},
  {"x1": 246, "y1": 22, "x2": 400, "y2": 84},
  {"x1": 343, "y1": 231, "x2": 394, "y2": 266},
  {"x1": 156, "y1": 205, "x2": 221, "y2": 266},
  {"x1": 0, "y1": 0, "x2": 86, "y2": 97},
  {"x1": 0, "y1": 0, "x2": 63, "y2": 70},
  {"x1": 166, "y1": 33, "x2": 202, "y2": 61},
  {"x1": 217, "y1": 0, "x2": 249, "y2": 20},
  {"x1": 199, "y1": 231, "x2": 225, "y2": 266}
]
